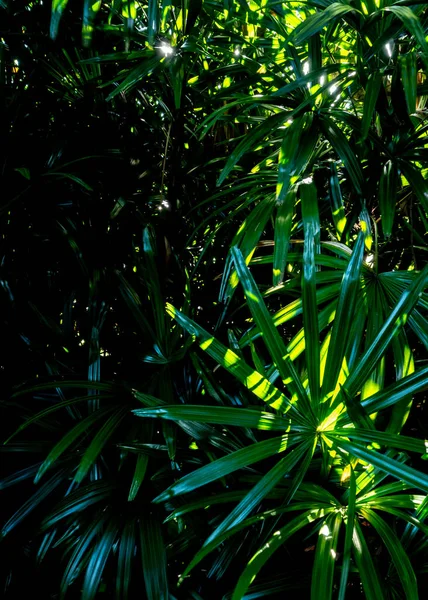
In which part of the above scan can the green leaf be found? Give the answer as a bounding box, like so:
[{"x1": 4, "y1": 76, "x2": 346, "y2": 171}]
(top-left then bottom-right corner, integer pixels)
[
  {"x1": 387, "y1": 328, "x2": 415, "y2": 433},
  {"x1": 158, "y1": 373, "x2": 176, "y2": 461},
  {"x1": 385, "y1": 6, "x2": 428, "y2": 61},
  {"x1": 51, "y1": 0, "x2": 69, "y2": 40},
  {"x1": 276, "y1": 114, "x2": 316, "y2": 203},
  {"x1": 363, "y1": 281, "x2": 387, "y2": 405},
  {"x1": 182, "y1": 502, "x2": 331, "y2": 582},
  {"x1": 232, "y1": 510, "x2": 317, "y2": 599},
  {"x1": 167, "y1": 483, "x2": 335, "y2": 523},
  {"x1": 45, "y1": 171, "x2": 93, "y2": 191},
  {"x1": 133, "y1": 390, "x2": 166, "y2": 407},
  {"x1": 400, "y1": 52, "x2": 417, "y2": 114},
  {"x1": 242, "y1": 278, "x2": 341, "y2": 348},
  {"x1": 321, "y1": 233, "x2": 365, "y2": 398},
  {"x1": 128, "y1": 454, "x2": 149, "y2": 501},
  {"x1": 190, "y1": 351, "x2": 228, "y2": 404},
  {"x1": 320, "y1": 116, "x2": 364, "y2": 198},
  {"x1": 329, "y1": 162, "x2": 347, "y2": 240},
  {"x1": 106, "y1": 56, "x2": 161, "y2": 100},
  {"x1": 291, "y1": 4, "x2": 358, "y2": 45},
  {"x1": 74, "y1": 406, "x2": 128, "y2": 483},
  {"x1": 116, "y1": 270, "x2": 156, "y2": 340},
  {"x1": 332, "y1": 429, "x2": 427, "y2": 454},
  {"x1": 82, "y1": 0, "x2": 102, "y2": 46},
  {"x1": 143, "y1": 226, "x2": 167, "y2": 346},
  {"x1": 344, "y1": 264, "x2": 428, "y2": 398},
  {"x1": 61, "y1": 511, "x2": 108, "y2": 594},
  {"x1": 379, "y1": 160, "x2": 398, "y2": 238},
  {"x1": 1, "y1": 470, "x2": 65, "y2": 537},
  {"x1": 220, "y1": 196, "x2": 275, "y2": 304},
  {"x1": 133, "y1": 405, "x2": 290, "y2": 431},
  {"x1": 330, "y1": 438, "x2": 428, "y2": 493},
  {"x1": 35, "y1": 405, "x2": 116, "y2": 483},
  {"x1": 116, "y1": 519, "x2": 135, "y2": 600},
  {"x1": 399, "y1": 162, "x2": 428, "y2": 214},
  {"x1": 311, "y1": 513, "x2": 342, "y2": 600},
  {"x1": 139, "y1": 517, "x2": 169, "y2": 600},
  {"x1": 14, "y1": 167, "x2": 31, "y2": 180},
  {"x1": 153, "y1": 434, "x2": 301, "y2": 502},
  {"x1": 338, "y1": 466, "x2": 356, "y2": 600},
  {"x1": 164, "y1": 490, "x2": 269, "y2": 522},
  {"x1": 361, "y1": 71, "x2": 382, "y2": 141},
  {"x1": 400, "y1": 495, "x2": 428, "y2": 547},
  {"x1": 348, "y1": 451, "x2": 409, "y2": 500},
  {"x1": 11, "y1": 380, "x2": 117, "y2": 397},
  {"x1": 80, "y1": 51, "x2": 148, "y2": 64},
  {"x1": 361, "y1": 366, "x2": 428, "y2": 415},
  {"x1": 300, "y1": 181, "x2": 321, "y2": 408},
  {"x1": 250, "y1": 341, "x2": 267, "y2": 375},
  {"x1": 82, "y1": 520, "x2": 118, "y2": 600},
  {"x1": 282, "y1": 437, "x2": 317, "y2": 505},
  {"x1": 0, "y1": 463, "x2": 41, "y2": 490},
  {"x1": 217, "y1": 112, "x2": 288, "y2": 186},
  {"x1": 4, "y1": 394, "x2": 114, "y2": 443},
  {"x1": 42, "y1": 481, "x2": 114, "y2": 529},
  {"x1": 273, "y1": 188, "x2": 295, "y2": 286},
  {"x1": 147, "y1": 0, "x2": 159, "y2": 45},
  {"x1": 362, "y1": 509, "x2": 418, "y2": 600},
  {"x1": 203, "y1": 440, "x2": 312, "y2": 547},
  {"x1": 352, "y1": 521, "x2": 385, "y2": 600},
  {"x1": 368, "y1": 505, "x2": 428, "y2": 536},
  {"x1": 231, "y1": 247, "x2": 314, "y2": 421},
  {"x1": 380, "y1": 274, "x2": 428, "y2": 350},
  {"x1": 341, "y1": 386, "x2": 375, "y2": 431},
  {"x1": 166, "y1": 304, "x2": 298, "y2": 416}
]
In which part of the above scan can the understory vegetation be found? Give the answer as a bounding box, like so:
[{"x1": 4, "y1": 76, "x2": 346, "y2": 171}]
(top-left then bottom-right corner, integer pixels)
[{"x1": 1, "y1": 0, "x2": 427, "y2": 598}]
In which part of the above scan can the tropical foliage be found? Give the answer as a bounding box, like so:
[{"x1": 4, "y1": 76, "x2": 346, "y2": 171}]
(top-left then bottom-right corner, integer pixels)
[{"x1": 1, "y1": 0, "x2": 427, "y2": 599}]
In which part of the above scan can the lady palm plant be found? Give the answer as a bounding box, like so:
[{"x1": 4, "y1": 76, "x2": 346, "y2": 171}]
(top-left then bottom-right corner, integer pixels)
[
  {"x1": 1, "y1": 0, "x2": 427, "y2": 599},
  {"x1": 135, "y1": 197, "x2": 428, "y2": 597}
]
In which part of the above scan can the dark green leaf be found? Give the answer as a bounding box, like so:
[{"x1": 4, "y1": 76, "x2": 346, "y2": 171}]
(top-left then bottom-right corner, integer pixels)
[
  {"x1": 35, "y1": 406, "x2": 116, "y2": 483},
  {"x1": 232, "y1": 510, "x2": 318, "y2": 599},
  {"x1": 362, "y1": 509, "x2": 418, "y2": 600},
  {"x1": 338, "y1": 466, "x2": 356, "y2": 600},
  {"x1": 133, "y1": 405, "x2": 290, "y2": 431},
  {"x1": 128, "y1": 454, "x2": 149, "y2": 501},
  {"x1": 273, "y1": 188, "x2": 295, "y2": 286},
  {"x1": 231, "y1": 247, "x2": 314, "y2": 421},
  {"x1": 51, "y1": 0, "x2": 69, "y2": 40},
  {"x1": 311, "y1": 513, "x2": 342, "y2": 600},
  {"x1": 74, "y1": 406, "x2": 128, "y2": 483},
  {"x1": 379, "y1": 160, "x2": 398, "y2": 238},
  {"x1": 300, "y1": 181, "x2": 321, "y2": 408},
  {"x1": 291, "y1": 4, "x2": 358, "y2": 45},
  {"x1": 321, "y1": 233, "x2": 365, "y2": 398},
  {"x1": 400, "y1": 52, "x2": 417, "y2": 114},
  {"x1": 386, "y1": 6, "x2": 428, "y2": 60},
  {"x1": 166, "y1": 304, "x2": 298, "y2": 415},
  {"x1": 352, "y1": 521, "x2": 385, "y2": 600},
  {"x1": 320, "y1": 116, "x2": 364, "y2": 198},
  {"x1": 330, "y1": 438, "x2": 428, "y2": 493},
  {"x1": 344, "y1": 264, "x2": 428, "y2": 397},
  {"x1": 153, "y1": 434, "x2": 302, "y2": 502},
  {"x1": 139, "y1": 517, "x2": 169, "y2": 600},
  {"x1": 82, "y1": 520, "x2": 118, "y2": 600},
  {"x1": 361, "y1": 72, "x2": 382, "y2": 141},
  {"x1": 203, "y1": 440, "x2": 312, "y2": 547},
  {"x1": 1, "y1": 470, "x2": 65, "y2": 537},
  {"x1": 116, "y1": 519, "x2": 135, "y2": 600}
]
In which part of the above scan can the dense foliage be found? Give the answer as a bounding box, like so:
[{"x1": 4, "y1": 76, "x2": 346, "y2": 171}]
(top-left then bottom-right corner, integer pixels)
[{"x1": 1, "y1": 0, "x2": 427, "y2": 598}]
